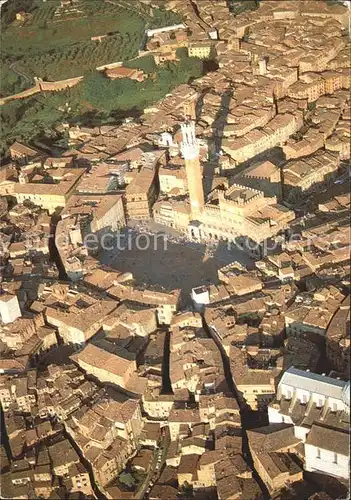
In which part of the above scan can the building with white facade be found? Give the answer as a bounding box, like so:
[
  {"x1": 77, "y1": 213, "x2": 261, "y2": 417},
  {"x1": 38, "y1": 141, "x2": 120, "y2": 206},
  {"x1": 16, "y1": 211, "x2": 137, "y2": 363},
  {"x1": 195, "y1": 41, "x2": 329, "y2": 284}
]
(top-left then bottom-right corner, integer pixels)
[
  {"x1": 191, "y1": 286, "x2": 210, "y2": 313},
  {"x1": 268, "y1": 367, "x2": 350, "y2": 480},
  {"x1": 0, "y1": 294, "x2": 22, "y2": 324},
  {"x1": 145, "y1": 24, "x2": 187, "y2": 38},
  {"x1": 304, "y1": 422, "x2": 349, "y2": 480}
]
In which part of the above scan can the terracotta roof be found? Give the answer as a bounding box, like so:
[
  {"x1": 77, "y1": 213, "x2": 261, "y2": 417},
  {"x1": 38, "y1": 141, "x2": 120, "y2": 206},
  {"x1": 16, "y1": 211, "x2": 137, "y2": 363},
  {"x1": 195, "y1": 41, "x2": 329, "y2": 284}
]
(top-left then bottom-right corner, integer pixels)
[
  {"x1": 247, "y1": 423, "x2": 301, "y2": 453},
  {"x1": 306, "y1": 424, "x2": 349, "y2": 456},
  {"x1": 169, "y1": 407, "x2": 201, "y2": 423},
  {"x1": 71, "y1": 343, "x2": 136, "y2": 379},
  {"x1": 178, "y1": 453, "x2": 199, "y2": 476},
  {"x1": 240, "y1": 160, "x2": 279, "y2": 179},
  {"x1": 106, "y1": 67, "x2": 142, "y2": 78},
  {"x1": 149, "y1": 484, "x2": 178, "y2": 499},
  {"x1": 10, "y1": 141, "x2": 40, "y2": 157},
  {"x1": 14, "y1": 169, "x2": 85, "y2": 197}
]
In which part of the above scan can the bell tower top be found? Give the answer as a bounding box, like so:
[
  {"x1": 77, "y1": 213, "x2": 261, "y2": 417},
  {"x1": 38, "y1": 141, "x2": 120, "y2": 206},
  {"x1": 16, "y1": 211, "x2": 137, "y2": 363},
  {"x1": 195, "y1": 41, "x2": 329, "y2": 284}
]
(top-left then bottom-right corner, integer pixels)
[{"x1": 181, "y1": 121, "x2": 199, "y2": 160}]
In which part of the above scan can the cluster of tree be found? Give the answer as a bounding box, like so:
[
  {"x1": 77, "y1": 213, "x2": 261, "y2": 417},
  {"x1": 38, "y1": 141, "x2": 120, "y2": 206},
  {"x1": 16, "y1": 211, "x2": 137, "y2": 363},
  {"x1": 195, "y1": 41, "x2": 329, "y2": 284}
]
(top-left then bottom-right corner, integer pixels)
[
  {"x1": 149, "y1": 8, "x2": 183, "y2": 28},
  {"x1": 0, "y1": 0, "x2": 37, "y2": 24},
  {"x1": 1, "y1": 0, "x2": 186, "y2": 97},
  {"x1": 0, "y1": 53, "x2": 204, "y2": 159},
  {"x1": 228, "y1": 0, "x2": 259, "y2": 15},
  {"x1": 0, "y1": 94, "x2": 66, "y2": 159},
  {"x1": 21, "y1": 29, "x2": 143, "y2": 81},
  {"x1": 124, "y1": 55, "x2": 157, "y2": 74},
  {"x1": 0, "y1": 0, "x2": 202, "y2": 159},
  {"x1": 31, "y1": 2, "x2": 57, "y2": 28},
  {"x1": 80, "y1": 54, "x2": 203, "y2": 113},
  {"x1": 0, "y1": 63, "x2": 28, "y2": 97}
]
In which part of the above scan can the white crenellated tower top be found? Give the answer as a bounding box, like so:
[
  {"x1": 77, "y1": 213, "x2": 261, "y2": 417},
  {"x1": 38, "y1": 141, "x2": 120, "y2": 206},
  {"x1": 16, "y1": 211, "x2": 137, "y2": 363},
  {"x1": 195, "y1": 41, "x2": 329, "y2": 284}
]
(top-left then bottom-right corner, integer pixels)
[{"x1": 180, "y1": 121, "x2": 200, "y2": 161}]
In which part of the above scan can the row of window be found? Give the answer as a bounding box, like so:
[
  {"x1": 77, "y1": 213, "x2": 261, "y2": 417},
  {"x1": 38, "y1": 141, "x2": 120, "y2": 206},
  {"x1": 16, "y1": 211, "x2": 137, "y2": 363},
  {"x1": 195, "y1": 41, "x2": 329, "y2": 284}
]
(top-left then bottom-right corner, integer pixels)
[
  {"x1": 284, "y1": 391, "x2": 339, "y2": 411},
  {"x1": 316, "y1": 448, "x2": 338, "y2": 464}
]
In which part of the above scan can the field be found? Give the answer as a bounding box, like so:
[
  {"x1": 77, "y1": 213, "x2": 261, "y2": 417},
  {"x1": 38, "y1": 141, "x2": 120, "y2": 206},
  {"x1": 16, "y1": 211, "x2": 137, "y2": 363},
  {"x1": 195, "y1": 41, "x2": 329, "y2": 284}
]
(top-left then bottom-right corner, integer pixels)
[
  {"x1": 0, "y1": 63, "x2": 29, "y2": 97},
  {"x1": 1, "y1": 0, "x2": 181, "y2": 93},
  {"x1": 0, "y1": 0, "x2": 205, "y2": 159},
  {"x1": 0, "y1": 51, "x2": 204, "y2": 158}
]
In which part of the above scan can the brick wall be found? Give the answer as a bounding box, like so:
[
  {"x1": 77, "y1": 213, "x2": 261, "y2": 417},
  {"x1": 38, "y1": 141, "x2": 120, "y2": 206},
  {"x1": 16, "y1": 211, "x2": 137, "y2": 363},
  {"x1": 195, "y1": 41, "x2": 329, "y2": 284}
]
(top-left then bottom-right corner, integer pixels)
[{"x1": 0, "y1": 75, "x2": 83, "y2": 105}]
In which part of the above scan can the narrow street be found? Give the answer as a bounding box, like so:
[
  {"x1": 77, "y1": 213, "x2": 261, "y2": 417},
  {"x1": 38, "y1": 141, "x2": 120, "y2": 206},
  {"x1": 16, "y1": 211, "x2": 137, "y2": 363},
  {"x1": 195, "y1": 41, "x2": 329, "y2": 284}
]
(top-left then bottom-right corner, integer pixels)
[
  {"x1": 136, "y1": 429, "x2": 170, "y2": 499},
  {"x1": 49, "y1": 215, "x2": 67, "y2": 281},
  {"x1": 161, "y1": 329, "x2": 173, "y2": 395},
  {"x1": 202, "y1": 317, "x2": 271, "y2": 499},
  {"x1": 0, "y1": 407, "x2": 12, "y2": 462},
  {"x1": 64, "y1": 428, "x2": 106, "y2": 500}
]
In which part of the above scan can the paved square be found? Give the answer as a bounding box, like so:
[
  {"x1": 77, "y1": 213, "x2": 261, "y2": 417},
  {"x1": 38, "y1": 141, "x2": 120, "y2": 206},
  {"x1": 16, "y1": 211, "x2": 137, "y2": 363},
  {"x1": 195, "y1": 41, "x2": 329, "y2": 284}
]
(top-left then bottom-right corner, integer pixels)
[
  {"x1": 99, "y1": 231, "x2": 221, "y2": 305},
  {"x1": 99, "y1": 224, "x2": 254, "y2": 305}
]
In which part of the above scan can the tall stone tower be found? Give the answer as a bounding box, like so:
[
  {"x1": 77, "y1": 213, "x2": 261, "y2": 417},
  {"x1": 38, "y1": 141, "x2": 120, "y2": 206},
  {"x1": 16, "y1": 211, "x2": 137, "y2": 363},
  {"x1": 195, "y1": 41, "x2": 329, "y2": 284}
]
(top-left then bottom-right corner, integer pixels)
[{"x1": 181, "y1": 121, "x2": 205, "y2": 215}]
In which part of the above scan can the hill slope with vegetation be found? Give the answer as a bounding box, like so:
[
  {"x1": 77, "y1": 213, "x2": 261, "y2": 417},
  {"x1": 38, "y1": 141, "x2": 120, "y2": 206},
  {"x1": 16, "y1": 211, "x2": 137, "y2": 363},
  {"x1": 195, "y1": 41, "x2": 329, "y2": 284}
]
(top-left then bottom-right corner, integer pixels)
[
  {"x1": 1, "y1": 0, "x2": 182, "y2": 95},
  {"x1": 0, "y1": 0, "x2": 203, "y2": 158}
]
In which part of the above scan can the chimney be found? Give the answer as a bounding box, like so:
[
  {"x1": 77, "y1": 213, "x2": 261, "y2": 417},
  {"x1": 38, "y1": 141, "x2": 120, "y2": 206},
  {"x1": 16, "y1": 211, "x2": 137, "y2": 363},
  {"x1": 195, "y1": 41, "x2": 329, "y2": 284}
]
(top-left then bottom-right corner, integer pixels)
[
  {"x1": 259, "y1": 58, "x2": 267, "y2": 76},
  {"x1": 19, "y1": 172, "x2": 29, "y2": 184}
]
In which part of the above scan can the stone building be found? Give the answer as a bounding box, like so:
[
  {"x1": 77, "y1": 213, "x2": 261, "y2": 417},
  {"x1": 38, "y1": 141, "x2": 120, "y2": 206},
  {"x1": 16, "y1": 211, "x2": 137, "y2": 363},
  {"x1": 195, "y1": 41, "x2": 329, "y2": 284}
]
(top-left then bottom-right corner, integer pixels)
[
  {"x1": 105, "y1": 67, "x2": 145, "y2": 82},
  {"x1": 326, "y1": 295, "x2": 350, "y2": 378},
  {"x1": 153, "y1": 199, "x2": 191, "y2": 231},
  {"x1": 61, "y1": 193, "x2": 126, "y2": 234},
  {"x1": 188, "y1": 41, "x2": 213, "y2": 59},
  {"x1": 45, "y1": 298, "x2": 117, "y2": 344},
  {"x1": 0, "y1": 294, "x2": 21, "y2": 325},
  {"x1": 234, "y1": 160, "x2": 282, "y2": 199},
  {"x1": 125, "y1": 168, "x2": 158, "y2": 220},
  {"x1": 70, "y1": 343, "x2": 136, "y2": 390},
  {"x1": 107, "y1": 284, "x2": 181, "y2": 325},
  {"x1": 222, "y1": 112, "x2": 303, "y2": 165},
  {"x1": 268, "y1": 367, "x2": 350, "y2": 480},
  {"x1": 9, "y1": 141, "x2": 42, "y2": 165},
  {"x1": 14, "y1": 169, "x2": 85, "y2": 214},
  {"x1": 158, "y1": 165, "x2": 187, "y2": 195},
  {"x1": 230, "y1": 346, "x2": 279, "y2": 411},
  {"x1": 284, "y1": 287, "x2": 345, "y2": 342},
  {"x1": 154, "y1": 121, "x2": 294, "y2": 257},
  {"x1": 247, "y1": 424, "x2": 303, "y2": 493},
  {"x1": 283, "y1": 150, "x2": 340, "y2": 203}
]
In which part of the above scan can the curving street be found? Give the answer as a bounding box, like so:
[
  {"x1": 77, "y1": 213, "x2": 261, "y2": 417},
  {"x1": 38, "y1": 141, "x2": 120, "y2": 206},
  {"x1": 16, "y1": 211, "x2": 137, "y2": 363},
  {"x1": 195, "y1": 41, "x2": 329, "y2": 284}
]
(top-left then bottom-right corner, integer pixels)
[{"x1": 202, "y1": 317, "x2": 271, "y2": 500}]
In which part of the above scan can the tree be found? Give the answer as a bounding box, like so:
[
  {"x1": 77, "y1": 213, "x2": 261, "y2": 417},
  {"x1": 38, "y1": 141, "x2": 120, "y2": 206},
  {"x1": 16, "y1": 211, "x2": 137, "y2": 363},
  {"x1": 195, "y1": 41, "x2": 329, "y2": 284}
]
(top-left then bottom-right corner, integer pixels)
[
  {"x1": 176, "y1": 56, "x2": 203, "y2": 83},
  {"x1": 119, "y1": 472, "x2": 135, "y2": 488},
  {"x1": 125, "y1": 55, "x2": 157, "y2": 74},
  {"x1": 176, "y1": 47, "x2": 188, "y2": 59},
  {"x1": 149, "y1": 7, "x2": 182, "y2": 29},
  {"x1": 82, "y1": 72, "x2": 111, "y2": 109},
  {"x1": 1, "y1": 0, "x2": 36, "y2": 24},
  {"x1": 82, "y1": 72, "x2": 141, "y2": 112}
]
